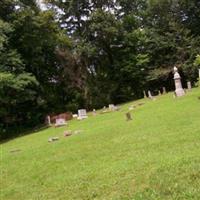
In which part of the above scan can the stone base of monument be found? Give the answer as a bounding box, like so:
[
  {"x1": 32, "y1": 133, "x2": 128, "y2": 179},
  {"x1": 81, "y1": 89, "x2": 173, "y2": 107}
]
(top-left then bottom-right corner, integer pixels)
[{"x1": 175, "y1": 88, "x2": 185, "y2": 97}]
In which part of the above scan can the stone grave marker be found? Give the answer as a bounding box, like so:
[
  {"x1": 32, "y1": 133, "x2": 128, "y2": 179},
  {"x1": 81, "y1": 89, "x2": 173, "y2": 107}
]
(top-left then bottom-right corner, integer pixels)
[
  {"x1": 187, "y1": 81, "x2": 192, "y2": 90},
  {"x1": 78, "y1": 109, "x2": 88, "y2": 120},
  {"x1": 93, "y1": 109, "x2": 96, "y2": 116},
  {"x1": 126, "y1": 112, "x2": 132, "y2": 121},
  {"x1": 55, "y1": 118, "x2": 67, "y2": 127},
  {"x1": 148, "y1": 90, "x2": 153, "y2": 99},
  {"x1": 162, "y1": 87, "x2": 166, "y2": 94},
  {"x1": 173, "y1": 66, "x2": 185, "y2": 97}
]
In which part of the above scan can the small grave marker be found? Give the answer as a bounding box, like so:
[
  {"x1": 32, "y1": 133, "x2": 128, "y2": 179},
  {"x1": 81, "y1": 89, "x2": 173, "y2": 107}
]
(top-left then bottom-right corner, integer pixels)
[
  {"x1": 93, "y1": 109, "x2": 96, "y2": 116},
  {"x1": 148, "y1": 90, "x2": 153, "y2": 99},
  {"x1": 187, "y1": 81, "x2": 192, "y2": 90},
  {"x1": 163, "y1": 87, "x2": 166, "y2": 94},
  {"x1": 78, "y1": 109, "x2": 88, "y2": 120},
  {"x1": 126, "y1": 112, "x2": 132, "y2": 121},
  {"x1": 48, "y1": 137, "x2": 59, "y2": 142},
  {"x1": 55, "y1": 118, "x2": 67, "y2": 127}
]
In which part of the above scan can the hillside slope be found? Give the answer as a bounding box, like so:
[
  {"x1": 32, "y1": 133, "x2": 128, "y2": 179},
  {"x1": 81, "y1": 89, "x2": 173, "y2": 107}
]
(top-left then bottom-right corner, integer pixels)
[{"x1": 1, "y1": 89, "x2": 200, "y2": 200}]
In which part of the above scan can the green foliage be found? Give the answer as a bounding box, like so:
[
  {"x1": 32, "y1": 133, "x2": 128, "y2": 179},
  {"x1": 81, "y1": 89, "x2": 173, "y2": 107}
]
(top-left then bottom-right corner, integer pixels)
[{"x1": 194, "y1": 55, "x2": 200, "y2": 67}]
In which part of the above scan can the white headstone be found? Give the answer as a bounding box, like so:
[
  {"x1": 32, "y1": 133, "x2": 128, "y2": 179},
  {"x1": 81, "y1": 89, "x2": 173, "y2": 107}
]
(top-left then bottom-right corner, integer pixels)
[
  {"x1": 109, "y1": 104, "x2": 115, "y2": 111},
  {"x1": 78, "y1": 109, "x2": 88, "y2": 120},
  {"x1": 93, "y1": 109, "x2": 96, "y2": 116},
  {"x1": 55, "y1": 118, "x2": 67, "y2": 127},
  {"x1": 162, "y1": 87, "x2": 166, "y2": 94},
  {"x1": 173, "y1": 66, "x2": 185, "y2": 97},
  {"x1": 148, "y1": 90, "x2": 153, "y2": 99},
  {"x1": 47, "y1": 115, "x2": 51, "y2": 125},
  {"x1": 73, "y1": 114, "x2": 78, "y2": 118}
]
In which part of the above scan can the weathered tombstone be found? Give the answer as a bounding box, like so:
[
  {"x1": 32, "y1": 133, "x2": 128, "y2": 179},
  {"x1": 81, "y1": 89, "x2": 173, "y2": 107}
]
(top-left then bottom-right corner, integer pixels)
[
  {"x1": 101, "y1": 106, "x2": 108, "y2": 113},
  {"x1": 48, "y1": 137, "x2": 59, "y2": 142},
  {"x1": 148, "y1": 90, "x2": 153, "y2": 99},
  {"x1": 158, "y1": 90, "x2": 162, "y2": 96},
  {"x1": 73, "y1": 114, "x2": 78, "y2": 118},
  {"x1": 173, "y1": 66, "x2": 185, "y2": 97},
  {"x1": 55, "y1": 118, "x2": 67, "y2": 127},
  {"x1": 47, "y1": 115, "x2": 51, "y2": 126},
  {"x1": 126, "y1": 112, "x2": 132, "y2": 121},
  {"x1": 109, "y1": 104, "x2": 115, "y2": 111},
  {"x1": 78, "y1": 109, "x2": 88, "y2": 120},
  {"x1": 187, "y1": 81, "x2": 192, "y2": 90},
  {"x1": 143, "y1": 90, "x2": 147, "y2": 98},
  {"x1": 162, "y1": 87, "x2": 166, "y2": 94},
  {"x1": 93, "y1": 109, "x2": 96, "y2": 116},
  {"x1": 64, "y1": 130, "x2": 72, "y2": 137}
]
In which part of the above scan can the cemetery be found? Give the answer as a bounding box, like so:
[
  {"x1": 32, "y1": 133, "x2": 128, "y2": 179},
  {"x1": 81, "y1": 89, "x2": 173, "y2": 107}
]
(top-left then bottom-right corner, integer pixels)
[
  {"x1": 1, "y1": 0, "x2": 200, "y2": 200},
  {"x1": 1, "y1": 87, "x2": 200, "y2": 199}
]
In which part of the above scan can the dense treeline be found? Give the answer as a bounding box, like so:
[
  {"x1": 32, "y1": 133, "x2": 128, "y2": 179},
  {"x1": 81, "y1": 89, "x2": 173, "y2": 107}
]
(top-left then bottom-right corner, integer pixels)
[{"x1": 0, "y1": 0, "x2": 200, "y2": 139}]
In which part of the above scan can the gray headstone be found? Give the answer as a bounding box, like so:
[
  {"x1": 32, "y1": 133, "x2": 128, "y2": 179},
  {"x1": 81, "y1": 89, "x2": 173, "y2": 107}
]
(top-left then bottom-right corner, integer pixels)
[
  {"x1": 162, "y1": 87, "x2": 166, "y2": 94},
  {"x1": 187, "y1": 81, "x2": 192, "y2": 90},
  {"x1": 148, "y1": 90, "x2": 153, "y2": 99},
  {"x1": 78, "y1": 109, "x2": 88, "y2": 120},
  {"x1": 173, "y1": 66, "x2": 185, "y2": 97}
]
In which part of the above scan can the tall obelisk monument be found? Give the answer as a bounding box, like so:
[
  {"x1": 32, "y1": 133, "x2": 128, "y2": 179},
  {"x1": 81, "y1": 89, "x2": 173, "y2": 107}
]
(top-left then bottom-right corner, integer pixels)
[{"x1": 174, "y1": 66, "x2": 185, "y2": 97}]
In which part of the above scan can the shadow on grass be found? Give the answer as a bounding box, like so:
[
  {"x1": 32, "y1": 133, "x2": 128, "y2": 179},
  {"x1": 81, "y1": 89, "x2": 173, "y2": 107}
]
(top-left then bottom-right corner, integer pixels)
[{"x1": 0, "y1": 124, "x2": 50, "y2": 145}]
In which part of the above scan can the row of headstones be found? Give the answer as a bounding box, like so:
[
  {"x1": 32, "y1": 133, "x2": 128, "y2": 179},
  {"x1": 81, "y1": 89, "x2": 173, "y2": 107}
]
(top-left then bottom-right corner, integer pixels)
[
  {"x1": 143, "y1": 87, "x2": 167, "y2": 99},
  {"x1": 74, "y1": 104, "x2": 119, "y2": 120},
  {"x1": 47, "y1": 103, "x2": 120, "y2": 126},
  {"x1": 144, "y1": 80, "x2": 192, "y2": 99}
]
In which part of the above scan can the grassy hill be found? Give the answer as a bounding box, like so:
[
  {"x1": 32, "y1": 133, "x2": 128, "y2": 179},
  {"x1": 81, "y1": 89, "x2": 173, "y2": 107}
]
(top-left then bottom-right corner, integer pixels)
[{"x1": 1, "y1": 89, "x2": 200, "y2": 200}]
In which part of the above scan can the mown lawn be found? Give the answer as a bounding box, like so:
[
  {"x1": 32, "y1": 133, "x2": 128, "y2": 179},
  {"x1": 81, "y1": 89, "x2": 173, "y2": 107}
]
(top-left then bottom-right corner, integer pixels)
[{"x1": 1, "y1": 89, "x2": 200, "y2": 200}]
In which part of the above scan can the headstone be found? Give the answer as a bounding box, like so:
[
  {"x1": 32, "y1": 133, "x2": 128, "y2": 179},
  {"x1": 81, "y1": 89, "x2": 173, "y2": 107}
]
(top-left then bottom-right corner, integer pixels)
[
  {"x1": 73, "y1": 114, "x2": 78, "y2": 118},
  {"x1": 158, "y1": 90, "x2": 162, "y2": 96},
  {"x1": 47, "y1": 115, "x2": 51, "y2": 126},
  {"x1": 162, "y1": 87, "x2": 166, "y2": 94},
  {"x1": 64, "y1": 131, "x2": 72, "y2": 137},
  {"x1": 109, "y1": 104, "x2": 115, "y2": 111},
  {"x1": 173, "y1": 66, "x2": 185, "y2": 97},
  {"x1": 48, "y1": 137, "x2": 59, "y2": 142},
  {"x1": 55, "y1": 118, "x2": 67, "y2": 127},
  {"x1": 148, "y1": 90, "x2": 153, "y2": 99},
  {"x1": 77, "y1": 109, "x2": 88, "y2": 120},
  {"x1": 101, "y1": 106, "x2": 108, "y2": 113},
  {"x1": 187, "y1": 81, "x2": 192, "y2": 90},
  {"x1": 93, "y1": 109, "x2": 96, "y2": 116},
  {"x1": 126, "y1": 112, "x2": 132, "y2": 121},
  {"x1": 50, "y1": 112, "x2": 72, "y2": 124}
]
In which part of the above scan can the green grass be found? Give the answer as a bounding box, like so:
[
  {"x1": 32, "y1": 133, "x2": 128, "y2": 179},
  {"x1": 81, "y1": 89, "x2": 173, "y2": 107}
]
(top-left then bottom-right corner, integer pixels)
[{"x1": 1, "y1": 89, "x2": 200, "y2": 200}]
